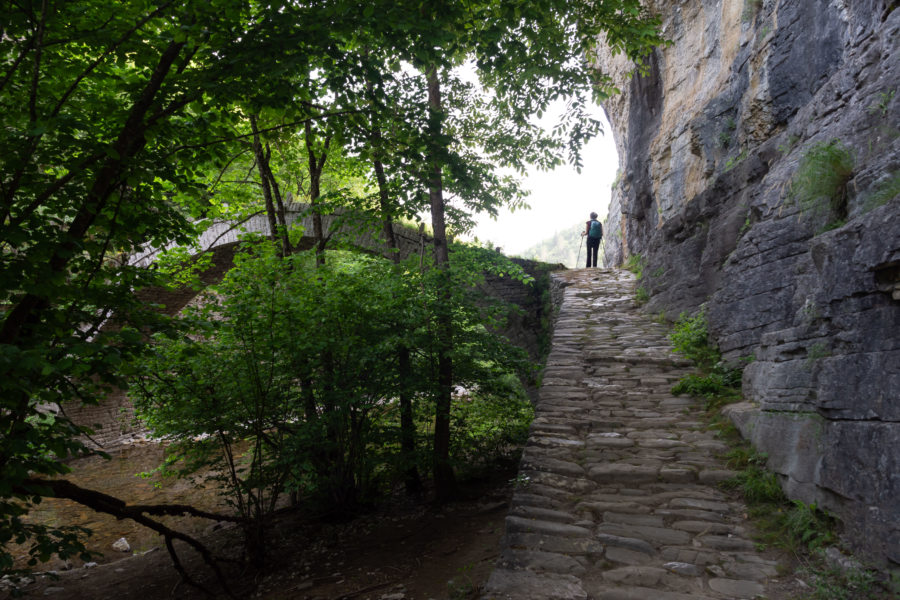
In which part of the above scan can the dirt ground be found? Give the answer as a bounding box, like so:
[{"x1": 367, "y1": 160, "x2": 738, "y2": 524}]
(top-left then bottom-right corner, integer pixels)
[{"x1": 2, "y1": 469, "x2": 517, "y2": 600}]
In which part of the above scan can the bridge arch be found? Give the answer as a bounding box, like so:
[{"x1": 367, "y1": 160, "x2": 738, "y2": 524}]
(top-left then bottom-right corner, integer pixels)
[{"x1": 129, "y1": 203, "x2": 428, "y2": 270}]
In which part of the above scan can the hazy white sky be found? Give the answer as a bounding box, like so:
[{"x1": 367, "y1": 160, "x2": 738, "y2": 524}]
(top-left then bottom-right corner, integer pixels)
[{"x1": 467, "y1": 104, "x2": 620, "y2": 256}]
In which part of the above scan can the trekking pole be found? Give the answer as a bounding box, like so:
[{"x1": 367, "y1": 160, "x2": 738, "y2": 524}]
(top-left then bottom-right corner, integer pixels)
[{"x1": 576, "y1": 235, "x2": 582, "y2": 269}]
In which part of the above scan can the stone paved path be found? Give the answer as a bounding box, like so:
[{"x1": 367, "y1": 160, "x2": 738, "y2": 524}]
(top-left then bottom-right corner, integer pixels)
[{"x1": 481, "y1": 269, "x2": 778, "y2": 600}]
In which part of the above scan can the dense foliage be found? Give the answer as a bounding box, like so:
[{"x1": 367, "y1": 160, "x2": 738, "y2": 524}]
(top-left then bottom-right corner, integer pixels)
[
  {"x1": 133, "y1": 244, "x2": 534, "y2": 563},
  {"x1": 0, "y1": 0, "x2": 665, "y2": 581}
]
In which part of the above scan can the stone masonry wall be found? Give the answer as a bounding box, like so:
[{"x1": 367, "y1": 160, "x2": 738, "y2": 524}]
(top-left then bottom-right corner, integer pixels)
[
  {"x1": 595, "y1": 0, "x2": 899, "y2": 565},
  {"x1": 481, "y1": 257, "x2": 565, "y2": 362}
]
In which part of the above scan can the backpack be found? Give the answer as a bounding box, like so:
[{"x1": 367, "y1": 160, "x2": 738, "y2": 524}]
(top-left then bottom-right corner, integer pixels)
[{"x1": 588, "y1": 220, "x2": 603, "y2": 239}]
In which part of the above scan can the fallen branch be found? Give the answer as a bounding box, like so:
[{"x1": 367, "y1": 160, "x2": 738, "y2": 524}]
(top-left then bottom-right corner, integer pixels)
[
  {"x1": 20, "y1": 478, "x2": 240, "y2": 598},
  {"x1": 334, "y1": 578, "x2": 400, "y2": 599},
  {"x1": 128, "y1": 502, "x2": 243, "y2": 523}
]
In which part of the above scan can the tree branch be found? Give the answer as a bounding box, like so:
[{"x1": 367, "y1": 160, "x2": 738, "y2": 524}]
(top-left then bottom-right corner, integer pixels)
[
  {"x1": 0, "y1": 39, "x2": 186, "y2": 346},
  {"x1": 20, "y1": 478, "x2": 237, "y2": 598},
  {"x1": 0, "y1": 36, "x2": 34, "y2": 97},
  {"x1": 5, "y1": 151, "x2": 105, "y2": 227},
  {"x1": 28, "y1": 0, "x2": 47, "y2": 123},
  {"x1": 166, "y1": 109, "x2": 365, "y2": 156},
  {"x1": 49, "y1": 1, "x2": 177, "y2": 119}
]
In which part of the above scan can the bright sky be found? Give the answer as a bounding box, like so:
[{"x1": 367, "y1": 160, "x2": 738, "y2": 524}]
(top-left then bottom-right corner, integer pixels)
[{"x1": 467, "y1": 104, "x2": 620, "y2": 256}]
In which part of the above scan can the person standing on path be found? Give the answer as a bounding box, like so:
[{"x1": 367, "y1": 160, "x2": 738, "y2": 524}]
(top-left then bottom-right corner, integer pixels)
[{"x1": 582, "y1": 211, "x2": 603, "y2": 268}]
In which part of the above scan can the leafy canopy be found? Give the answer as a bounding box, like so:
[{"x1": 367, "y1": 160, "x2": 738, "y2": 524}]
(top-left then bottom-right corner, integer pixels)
[{"x1": 1, "y1": 0, "x2": 665, "y2": 577}]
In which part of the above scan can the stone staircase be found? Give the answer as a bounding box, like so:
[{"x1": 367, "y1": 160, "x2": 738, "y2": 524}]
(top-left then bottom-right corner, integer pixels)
[{"x1": 481, "y1": 268, "x2": 778, "y2": 600}]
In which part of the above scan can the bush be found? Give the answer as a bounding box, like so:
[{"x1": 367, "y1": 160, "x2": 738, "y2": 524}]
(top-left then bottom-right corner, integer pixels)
[
  {"x1": 669, "y1": 309, "x2": 719, "y2": 367},
  {"x1": 132, "y1": 242, "x2": 537, "y2": 562},
  {"x1": 791, "y1": 140, "x2": 855, "y2": 230},
  {"x1": 785, "y1": 501, "x2": 836, "y2": 551},
  {"x1": 862, "y1": 171, "x2": 899, "y2": 213},
  {"x1": 671, "y1": 370, "x2": 740, "y2": 405},
  {"x1": 635, "y1": 286, "x2": 650, "y2": 304},
  {"x1": 449, "y1": 375, "x2": 534, "y2": 474},
  {"x1": 724, "y1": 462, "x2": 784, "y2": 504},
  {"x1": 134, "y1": 248, "x2": 415, "y2": 561},
  {"x1": 742, "y1": 0, "x2": 762, "y2": 22},
  {"x1": 669, "y1": 311, "x2": 743, "y2": 409}
]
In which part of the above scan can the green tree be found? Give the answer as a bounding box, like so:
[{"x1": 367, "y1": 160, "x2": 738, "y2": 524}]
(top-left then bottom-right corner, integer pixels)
[
  {"x1": 0, "y1": 1, "x2": 240, "y2": 576},
  {"x1": 133, "y1": 242, "x2": 534, "y2": 553},
  {"x1": 370, "y1": 0, "x2": 665, "y2": 499},
  {"x1": 1, "y1": 0, "x2": 665, "y2": 580},
  {"x1": 0, "y1": 0, "x2": 387, "y2": 582}
]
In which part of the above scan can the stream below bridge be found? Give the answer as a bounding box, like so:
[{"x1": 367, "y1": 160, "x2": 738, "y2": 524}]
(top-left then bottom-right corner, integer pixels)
[{"x1": 15, "y1": 442, "x2": 231, "y2": 571}]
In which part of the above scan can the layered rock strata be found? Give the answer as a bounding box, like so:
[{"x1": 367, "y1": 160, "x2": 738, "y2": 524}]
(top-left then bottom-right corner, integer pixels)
[{"x1": 595, "y1": 0, "x2": 899, "y2": 564}]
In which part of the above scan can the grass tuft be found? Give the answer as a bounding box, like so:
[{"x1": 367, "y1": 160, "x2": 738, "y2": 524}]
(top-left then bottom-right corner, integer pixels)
[
  {"x1": 624, "y1": 253, "x2": 645, "y2": 279},
  {"x1": 791, "y1": 139, "x2": 855, "y2": 231},
  {"x1": 862, "y1": 171, "x2": 900, "y2": 213},
  {"x1": 635, "y1": 286, "x2": 649, "y2": 304}
]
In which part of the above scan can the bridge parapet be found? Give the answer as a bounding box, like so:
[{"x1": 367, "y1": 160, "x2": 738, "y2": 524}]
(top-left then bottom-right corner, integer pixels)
[{"x1": 128, "y1": 203, "x2": 426, "y2": 268}]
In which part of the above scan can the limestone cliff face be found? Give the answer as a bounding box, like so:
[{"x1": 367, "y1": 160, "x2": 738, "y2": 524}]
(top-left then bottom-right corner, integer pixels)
[{"x1": 595, "y1": 0, "x2": 899, "y2": 565}]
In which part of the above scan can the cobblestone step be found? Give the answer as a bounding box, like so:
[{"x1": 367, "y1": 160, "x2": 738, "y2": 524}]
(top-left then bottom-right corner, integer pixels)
[{"x1": 481, "y1": 268, "x2": 778, "y2": 600}]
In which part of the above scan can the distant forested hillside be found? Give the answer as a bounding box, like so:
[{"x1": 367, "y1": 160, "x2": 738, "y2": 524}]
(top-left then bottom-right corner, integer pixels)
[{"x1": 517, "y1": 222, "x2": 601, "y2": 268}]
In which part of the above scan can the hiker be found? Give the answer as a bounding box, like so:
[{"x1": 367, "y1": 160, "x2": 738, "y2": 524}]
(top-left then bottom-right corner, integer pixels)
[{"x1": 582, "y1": 211, "x2": 603, "y2": 268}]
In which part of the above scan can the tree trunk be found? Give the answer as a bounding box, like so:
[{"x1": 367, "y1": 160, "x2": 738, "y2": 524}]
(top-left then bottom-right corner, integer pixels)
[
  {"x1": 250, "y1": 114, "x2": 281, "y2": 254},
  {"x1": 266, "y1": 142, "x2": 292, "y2": 255},
  {"x1": 366, "y1": 62, "x2": 423, "y2": 495},
  {"x1": 372, "y1": 147, "x2": 423, "y2": 495},
  {"x1": 373, "y1": 156, "x2": 400, "y2": 258},
  {"x1": 426, "y1": 65, "x2": 456, "y2": 502},
  {"x1": 397, "y1": 345, "x2": 422, "y2": 495},
  {"x1": 305, "y1": 121, "x2": 330, "y2": 267}
]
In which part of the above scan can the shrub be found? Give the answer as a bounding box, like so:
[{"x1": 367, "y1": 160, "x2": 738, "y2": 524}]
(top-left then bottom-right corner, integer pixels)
[
  {"x1": 791, "y1": 139, "x2": 855, "y2": 229},
  {"x1": 800, "y1": 561, "x2": 882, "y2": 600},
  {"x1": 669, "y1": 311, "x2": 743, "y2": 409},
  {"x1": 671, "y1": 367, "x2": 741, "y2": 409},
  {"x1": 134, "y1": 249, "x2": 415, "y2": 561},
  {"x1": 635, "y1": 286, "x2": 650, "y2": 304},
  {"x1": 724, "y1": 462, "x2": 784, "y2": 504},
  {"x1": 724, "y1": 148, "x2": 748, "y2": 172},
  {"x1": 785, "y1": 501, "x2": 836, "y2": 551},
  {"x1": 133, "y1": 243, "x2": 536, "y2": 561},
  {"x1": 717, "y1": 131, "x2": 731, "y2": 148},
  {"x1": 742, "y1": 0, "x2": 762, "y2": 22},
  {"x1": 669, "y1": 310, "x2": 719, "y2": 367},
  {"x1": 867, "y1": 89, "x2": 895, "y2": 117}
]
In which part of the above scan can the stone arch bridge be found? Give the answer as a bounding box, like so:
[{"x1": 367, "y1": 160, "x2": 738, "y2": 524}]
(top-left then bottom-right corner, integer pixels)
[
  {"x1": 130, "y1": 202, "x2": 427, "y2": 269},
  {"x1": 68, "y1": 204, "x2": 429, "y2": 446},
  {"x1": 127, "y1": 203, "x2": 429, "y2": 317},
  {"x1": 68, "y1": 205, "x2": 558, "y2": 448}
]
